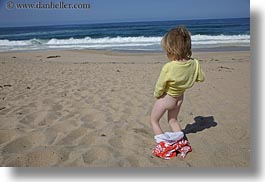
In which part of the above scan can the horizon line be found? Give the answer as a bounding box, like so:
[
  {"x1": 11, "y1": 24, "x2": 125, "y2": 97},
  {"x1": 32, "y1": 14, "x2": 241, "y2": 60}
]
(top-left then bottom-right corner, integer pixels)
[{"x1": 0, "y1": 17, "x2": 250, "y2": 29}]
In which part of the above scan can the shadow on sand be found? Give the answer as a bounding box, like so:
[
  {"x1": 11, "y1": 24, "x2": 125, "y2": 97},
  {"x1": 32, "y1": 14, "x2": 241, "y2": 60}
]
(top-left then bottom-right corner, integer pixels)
[{"x1": 182, "y1": 116, "x2": 217, "y2": 135}]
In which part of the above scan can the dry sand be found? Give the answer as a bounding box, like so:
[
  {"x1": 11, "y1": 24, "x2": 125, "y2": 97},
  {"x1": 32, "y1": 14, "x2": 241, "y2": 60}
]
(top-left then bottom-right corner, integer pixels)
[{"x1": 0, "y1": 49, "x2": 250, "y2": 167}]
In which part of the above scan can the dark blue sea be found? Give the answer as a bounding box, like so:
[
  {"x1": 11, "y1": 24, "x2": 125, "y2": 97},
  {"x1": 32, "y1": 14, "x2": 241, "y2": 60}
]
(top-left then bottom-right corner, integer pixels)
[{"x1": 0, "y1": 18, "x2": 250, "y2": 52}]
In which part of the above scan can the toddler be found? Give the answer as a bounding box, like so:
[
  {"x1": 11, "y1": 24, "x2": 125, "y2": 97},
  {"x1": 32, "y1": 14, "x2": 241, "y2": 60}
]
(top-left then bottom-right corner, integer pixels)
[{"x1": 151, "y1": 25, "x2": 205, "y2": 159}]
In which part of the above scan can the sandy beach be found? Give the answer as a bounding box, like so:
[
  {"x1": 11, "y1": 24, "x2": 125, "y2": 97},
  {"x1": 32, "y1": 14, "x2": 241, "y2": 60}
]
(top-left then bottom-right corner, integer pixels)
[{"x1": 0, "y1": 49, "x2": 250, "y2": 167}]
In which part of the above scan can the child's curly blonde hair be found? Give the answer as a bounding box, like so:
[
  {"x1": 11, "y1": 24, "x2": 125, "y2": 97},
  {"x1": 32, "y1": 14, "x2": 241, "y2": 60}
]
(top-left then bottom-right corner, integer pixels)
[{"x1": 161, "y1": 25, "x2": 192, "y2": 61}]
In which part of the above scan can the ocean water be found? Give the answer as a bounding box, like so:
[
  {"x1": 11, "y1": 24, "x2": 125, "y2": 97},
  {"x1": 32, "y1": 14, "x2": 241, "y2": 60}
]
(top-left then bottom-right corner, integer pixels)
[{"x1": 0, "y1": 18, "x2": 250, "y2": 52}]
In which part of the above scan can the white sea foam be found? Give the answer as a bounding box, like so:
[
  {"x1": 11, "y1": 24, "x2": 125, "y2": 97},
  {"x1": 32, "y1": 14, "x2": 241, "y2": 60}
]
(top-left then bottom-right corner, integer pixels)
[
  {"x1": 192, "y1": 34, "x2": 250, "y2": 45},
  {"x1": 0, "y1": 34, "x2": 250, "y2": 52},
  {"x1": 46, "y1": 36, "x2": 161, "y2": 45}
]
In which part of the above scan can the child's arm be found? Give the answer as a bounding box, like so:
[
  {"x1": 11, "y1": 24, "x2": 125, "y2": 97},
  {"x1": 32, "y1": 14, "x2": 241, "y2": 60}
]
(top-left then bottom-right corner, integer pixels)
[
  {"x1": 154, "y1": 64, "x2": 168, "y2": 98},
  {"x1": 195, "y1": 60, "x2": 205, "y2": 82}
]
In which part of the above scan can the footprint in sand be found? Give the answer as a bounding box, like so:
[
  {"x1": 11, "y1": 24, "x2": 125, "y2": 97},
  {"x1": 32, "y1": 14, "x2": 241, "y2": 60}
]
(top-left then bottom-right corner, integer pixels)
[
  {"x1": 132, "y1": 128, "x2": 151, "y2": 137},
  {"x1": 42, "y1": 128, "x2": 58, "y2": 145},
  {"x1": 80, "y1": 111, "x2": 108, "y2": 127},
  {"x1": 19, "y1": 113, "x2": 36, "y2": 125},
  {"x1": 38, "y1": 111, "x2": 62, "y2": 127},
  {"x1": 2, "y1": 136, "x2": 33, "y2": 154},
  {"x1": 0, "y1": 130, "x2": 22, "y2": 145},
  {"x1": 108, "y1": 137, "x2": 123, "y2": 150},
  {"x1": 82, "y1": 145, "x2": 115, "y2": 165},
  {"x1": 19, "y1": 111, "x2": 61, "y2": 127},
  {"x1": 78, "y1": 134, "x2": 96, "y2": 146},
  {"x1": 51, "y1": 103, "x2": 63, "y2": 112},
  {"x1": 118, "y1": 156, "x2": 139, "y2": 167},
  {"x1": 5, "y1": 147, "x2": 70, "y2": 167},
  {"x1": 50, "y1": 120, "x2": 78, "y2": 133},
  {"x1": 1, "y1": 131, "x2": 51, "y2": 154},
  {"x1": 56, "y1": 128, "x2": 88, "y2": 145}
]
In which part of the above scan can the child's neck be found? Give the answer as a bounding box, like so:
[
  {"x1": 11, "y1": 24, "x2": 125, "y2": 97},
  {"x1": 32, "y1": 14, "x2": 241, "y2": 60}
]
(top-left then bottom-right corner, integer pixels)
[
  {"x1": 172, "y1": 58, "x2": 189, "y2": 62},
  {"x1": 176, "y1": 58, "x2": 189, "y2": 62}
]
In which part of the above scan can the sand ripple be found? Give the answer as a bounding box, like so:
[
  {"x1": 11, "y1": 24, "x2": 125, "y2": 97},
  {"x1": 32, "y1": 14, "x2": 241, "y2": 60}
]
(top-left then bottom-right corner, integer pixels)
[{"x1": 0, "y1": 50, "x2": 250, "y2": 167}]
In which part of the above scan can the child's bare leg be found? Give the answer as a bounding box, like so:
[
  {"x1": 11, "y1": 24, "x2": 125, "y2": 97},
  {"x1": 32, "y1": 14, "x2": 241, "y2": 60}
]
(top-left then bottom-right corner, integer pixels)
[
  {"x1": 168, "y1": 94, "x2": 184, "y2": 132},
  {"x1": 150, "y1": 100, "x2": 165, "y2": 135},
  {"x1": 151, "y1": 94, "x2": 178, "y2": 135}
]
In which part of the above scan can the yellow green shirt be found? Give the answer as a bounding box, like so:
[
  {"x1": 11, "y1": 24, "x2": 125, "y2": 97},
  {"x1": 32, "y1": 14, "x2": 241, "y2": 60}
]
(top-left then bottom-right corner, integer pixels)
[{"x1": 154, "y1": 58, "x2": 205, "y2": 98}]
